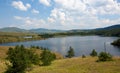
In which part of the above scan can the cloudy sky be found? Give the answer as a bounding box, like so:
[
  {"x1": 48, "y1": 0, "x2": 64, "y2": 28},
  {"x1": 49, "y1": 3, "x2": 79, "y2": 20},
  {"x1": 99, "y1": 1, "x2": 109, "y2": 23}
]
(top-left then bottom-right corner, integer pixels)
[{"x1": 0, "y1": 0, "x2": 120, "y2": 30}]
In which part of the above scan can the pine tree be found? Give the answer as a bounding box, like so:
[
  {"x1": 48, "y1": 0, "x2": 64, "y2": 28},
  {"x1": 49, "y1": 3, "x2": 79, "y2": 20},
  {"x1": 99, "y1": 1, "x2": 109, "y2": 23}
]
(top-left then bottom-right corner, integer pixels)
[
  {"x1": 40, "y1": 49, "x2": 56, "y2": 66},
  {"x1": 5, "y1": 45, "x2": 39, "y2": 73},
  {"x1": 90, "y1": 49, "x2": 97, "y2": 57},
  {"x1": 98, "y1": 52, "x2": 112, "y2": 62},
  {"x1": 66, "y1": 46, "x2": 75, "y2": 58}
]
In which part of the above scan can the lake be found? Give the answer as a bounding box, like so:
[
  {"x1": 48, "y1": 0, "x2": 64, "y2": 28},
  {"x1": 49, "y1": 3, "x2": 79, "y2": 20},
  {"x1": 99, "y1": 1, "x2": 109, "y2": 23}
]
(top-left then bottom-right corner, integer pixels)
[{"x1": 0, "y1": 36, "x2": 120, "y2": 56}]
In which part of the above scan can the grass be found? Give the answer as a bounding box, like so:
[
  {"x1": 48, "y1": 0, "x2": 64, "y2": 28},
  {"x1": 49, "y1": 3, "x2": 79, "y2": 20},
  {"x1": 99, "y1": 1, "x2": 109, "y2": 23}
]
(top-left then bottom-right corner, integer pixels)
[
  {"x1": 0, "y1": 32, "x2": 43, "y2": 43},
  {"x1": 27, "y1": 57, "x2": 120, "y2": 73},
  {"x1": 0, "y1": 46, "x2": 120, "y2": 73},
  {"x1": 0, "y1": 59, "x2": 7, "y2": 73},
  {"x1": 0, "y1": 46, "x2": 63, "y2": 73},
  {"x1": 0, "y1": 46, "x2": 10, "y2": 59},
  {"x1": 0, "y1": 46, "x2": 11, "y2": 73}
]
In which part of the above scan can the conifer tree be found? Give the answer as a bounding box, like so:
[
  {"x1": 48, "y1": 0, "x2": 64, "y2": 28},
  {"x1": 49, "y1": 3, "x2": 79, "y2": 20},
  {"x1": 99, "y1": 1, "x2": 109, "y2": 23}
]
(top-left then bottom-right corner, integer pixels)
[
  {"x1": 40, "y1": 49, "x2": 56, "y2": 66},
  {"x1": 66, "y1": 46, "x2": 75, "y2": 58},
  {"x1": 5, "y1": 45, "x2": 39, "y2": 73},
  {"x1": 90, "y1": 49, "x2": 97, "y2": 57}
]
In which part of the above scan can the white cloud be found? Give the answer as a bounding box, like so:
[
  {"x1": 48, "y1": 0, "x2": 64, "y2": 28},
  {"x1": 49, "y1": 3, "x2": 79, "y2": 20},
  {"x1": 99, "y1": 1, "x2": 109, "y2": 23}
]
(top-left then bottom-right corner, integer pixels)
[
  {"x1": 39, "y1": 0, "x2": 51, "y2": 6},
  {"x1": 54, "y1": 0, "x2": 120, "y2": 15},
  {"x1": 85, "y1": 0, "x2": 120, "y2": 15},
  {"x1": 49, "y1": 8, "x2": 66, "y2": 25},
  {"x1": 13, "y1": 0, "x2": 120, "y2": 29},
  {"x1": 25, "y1": 19, "x2": 33, "y2": 25},
  {"x1": 26, "y1": 3, "x2": 31, "y2": 8},
  {"x1": 48, "y1": 17, "x2": 55, "y2": 23},
  {"x1": 54, "y1": 0, "x2": 86, "y2": 12},
  {"x1": 14, "y1": 16, "x2": 22, "y2": 20},
  {"x1": 31, "y1": 9, "x2": 39, "y2": 14},
  {"x1": 46, "y1": 0, "x2": 120, "y2": 29},
  {"x1": 12, "y1": 1, "x2": 31, "y2": 11},
  {"x1": 14, "y1": 16, "x2": 47, "y2": 29}
]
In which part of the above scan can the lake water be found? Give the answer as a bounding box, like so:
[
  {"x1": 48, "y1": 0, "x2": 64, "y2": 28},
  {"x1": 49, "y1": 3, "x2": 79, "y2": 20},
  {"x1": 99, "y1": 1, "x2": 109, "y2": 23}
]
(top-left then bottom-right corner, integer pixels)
[{"x1": 0, "y1": 36, "x2": 120, "y2": 56}]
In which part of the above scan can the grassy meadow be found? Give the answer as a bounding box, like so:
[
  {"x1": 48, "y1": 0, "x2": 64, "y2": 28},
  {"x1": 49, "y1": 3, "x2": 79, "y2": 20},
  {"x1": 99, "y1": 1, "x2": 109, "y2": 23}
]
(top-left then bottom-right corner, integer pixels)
[
  {"x1": 0, "y1": 32, "x2": 43, "y2": 43},
  {"x1": 27, "y1": 57, "x2": 120, "y2": 73},
  {"x1": 0, "y1": 46, "x2": 120, "y2": 73}
]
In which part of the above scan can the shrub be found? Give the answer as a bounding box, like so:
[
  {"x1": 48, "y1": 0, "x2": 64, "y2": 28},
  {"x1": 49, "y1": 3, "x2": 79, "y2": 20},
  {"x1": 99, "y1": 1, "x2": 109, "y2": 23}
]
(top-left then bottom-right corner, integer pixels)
[
  {"x1": 98, "y1": 52, "x2": 112, "y2": 62},
  {"x1": 90, "y1": 49, "x2": 97, "y2": 57},
  {"x1": 40, "y1": 49, "x2": 56, "y2": 66},
  {"x1": 82, "y1": 54, "x2": 86, "y2": 58},
  {"x1": 66, "y1": 46, "x2": 75, "y2": 58},
  {"x1": 111, "y1": 39, "x2": 120, "y2": 47},
  {"x1": 36, "y1": 46, "x2": 40, "y2": 49},
  {"x1": 5, "y1": 45, "x2": 39, "y2": 73}
]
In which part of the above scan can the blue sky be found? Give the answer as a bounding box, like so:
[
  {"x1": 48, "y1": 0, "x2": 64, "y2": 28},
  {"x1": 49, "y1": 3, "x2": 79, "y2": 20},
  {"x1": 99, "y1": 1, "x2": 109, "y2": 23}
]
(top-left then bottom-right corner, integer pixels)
[{"x1": 0, "y1": 0, "x2": 120, "y2": 30}]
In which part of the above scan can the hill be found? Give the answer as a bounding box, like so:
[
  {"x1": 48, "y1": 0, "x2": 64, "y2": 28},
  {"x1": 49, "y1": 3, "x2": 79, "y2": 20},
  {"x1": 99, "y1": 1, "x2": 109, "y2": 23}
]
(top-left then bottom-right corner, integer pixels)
[
  {"x1": 29, "y1": 28, "x2": 64, "y2": 33},
  {"x1": 91, "y1": 24, "x2": 120, "y2": 36},
  {"x1": 0, "y1": 24, "x2": 120, "y2": 36},
  {"x1": 94, "y1": 24, "x2": 120, "y2": 30},
  {"x1": 0, "y1": 27, "x2": 64, "y2": 33},
  {"x1": 51, "y1": 24, "x2": 120, "y2": 37},
  {"x1": 0, "y1": 27, "x2": 28, "y2": 32}
]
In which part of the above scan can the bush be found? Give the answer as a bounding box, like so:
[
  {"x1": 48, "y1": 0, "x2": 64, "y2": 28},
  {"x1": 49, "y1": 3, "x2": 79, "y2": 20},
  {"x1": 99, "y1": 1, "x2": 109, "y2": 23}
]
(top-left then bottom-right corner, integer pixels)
[
  {"x1": 5, "y1": 45, "x2": 39, "y2": 73},
  {"x1": 40, "y1": 49, "x2": 56, "y2": 66},
  {"x1": 90, "y1": 49, "x2": 97, "y2": 57},
  {"x1": 111, "y1": 39, "x2": 120, "y2": 47},
  {"x1": 98, "y1": 52, "x2": 112, "y2": 62},
  {"x1": 66, "y1": 46, "x2": 75, "y2": 58},
  {"x1": 82, "y1": 54, "x2": 86, "y2": 58}
]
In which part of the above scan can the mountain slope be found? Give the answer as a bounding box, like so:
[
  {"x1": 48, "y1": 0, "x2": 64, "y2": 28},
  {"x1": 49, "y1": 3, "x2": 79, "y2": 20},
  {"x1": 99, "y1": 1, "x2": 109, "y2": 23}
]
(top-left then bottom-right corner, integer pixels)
[
  {"x1": 29, "y1": 28, "x2": 64, "y2": 33},
  {"x1": 0, "y1": 24, "x2": 119, "y2": 34},
  {"x1": 92, "y1": 24, "x2": 120, "y2": 36},
  {"x1": 94, "y1": 24, "x2": 120, "y2": 30},
  {"x1": 0, "y1": 27, "x2": 28, "y2": 32}
]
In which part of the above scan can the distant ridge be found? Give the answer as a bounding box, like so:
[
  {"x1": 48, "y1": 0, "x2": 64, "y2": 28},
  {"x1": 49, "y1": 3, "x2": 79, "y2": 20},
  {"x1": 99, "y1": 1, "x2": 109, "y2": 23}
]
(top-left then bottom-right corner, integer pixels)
[
  {"x1": 0, "y1": 27, "x2": 28, "y2": 32},
  {"x1": 93, "y1": 24, "x2": 120, "y2": 30},
  {"x1": 0, "y1": 24, "x2": 120, "y2": 33},
  {"x1": 29, "y1": 28, "x2": 64, "y2": 33},
  {"x1": 91, "y1": 24, "x2": 120, "y2": 36},
  {"x1": 0, "y1": 27, "x2": 64, "y2": 33}
]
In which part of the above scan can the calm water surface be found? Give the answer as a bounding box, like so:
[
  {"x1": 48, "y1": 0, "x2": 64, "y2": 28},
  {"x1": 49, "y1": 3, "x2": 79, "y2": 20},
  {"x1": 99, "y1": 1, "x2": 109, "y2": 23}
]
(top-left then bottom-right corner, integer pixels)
[{"x1": 0, "y1": 36, "x2": 120, "y2": 56}]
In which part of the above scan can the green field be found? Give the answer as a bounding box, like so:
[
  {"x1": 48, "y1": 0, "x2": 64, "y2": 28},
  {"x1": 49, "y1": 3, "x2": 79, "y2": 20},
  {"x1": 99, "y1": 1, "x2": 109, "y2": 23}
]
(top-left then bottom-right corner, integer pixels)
[
  {"x1": 0, "y1": 32, "x2": 43, "y2": 43},
  {"x1": 27, "y1": 57, "x2": 120, "y2": 73},
  {"x1": 0, "y1": 46, "x2": 120, "y2": 73}
]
